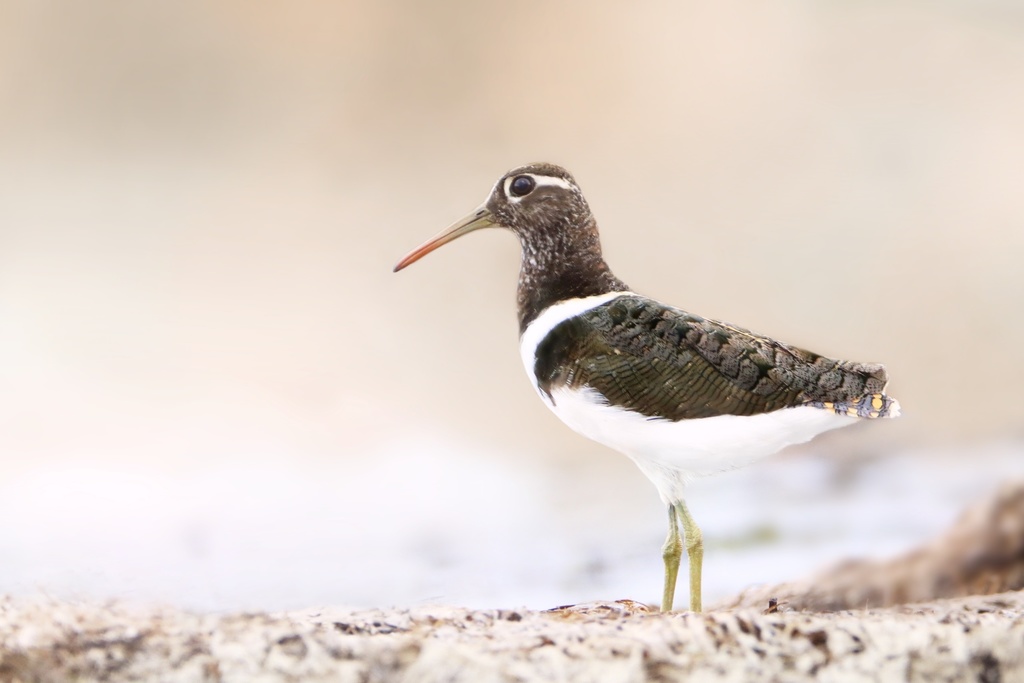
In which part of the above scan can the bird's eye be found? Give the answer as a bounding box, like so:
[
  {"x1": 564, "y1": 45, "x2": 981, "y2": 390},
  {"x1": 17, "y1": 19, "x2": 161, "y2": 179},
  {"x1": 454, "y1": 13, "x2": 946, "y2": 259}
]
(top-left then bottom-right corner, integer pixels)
[{"x1": 509, "y1": 175, "x2": 536, "y2": 197}]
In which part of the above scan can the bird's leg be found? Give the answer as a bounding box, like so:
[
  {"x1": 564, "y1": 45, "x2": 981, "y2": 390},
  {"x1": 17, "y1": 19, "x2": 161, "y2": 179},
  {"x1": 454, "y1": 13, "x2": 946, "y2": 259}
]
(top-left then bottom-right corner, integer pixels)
[
  {"x1": 660, "y1": 504, "x2": 683, "y2": 612},
  {"x1": 675, "y1": 500, "x2": 703, "y2": 612}
]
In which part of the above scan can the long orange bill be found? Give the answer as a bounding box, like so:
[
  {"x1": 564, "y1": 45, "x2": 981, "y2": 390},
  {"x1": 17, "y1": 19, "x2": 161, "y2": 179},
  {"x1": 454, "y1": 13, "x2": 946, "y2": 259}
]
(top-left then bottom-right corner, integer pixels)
[{"x1": 393, "y1": 207, "x2": 496, "y2": 272}]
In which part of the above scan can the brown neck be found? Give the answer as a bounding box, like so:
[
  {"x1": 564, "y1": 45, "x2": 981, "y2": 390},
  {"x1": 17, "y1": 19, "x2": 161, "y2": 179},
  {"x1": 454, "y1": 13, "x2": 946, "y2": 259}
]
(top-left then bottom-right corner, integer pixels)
[{"x1": 516, "y1": 216, "x2": 630, "y2": 333}]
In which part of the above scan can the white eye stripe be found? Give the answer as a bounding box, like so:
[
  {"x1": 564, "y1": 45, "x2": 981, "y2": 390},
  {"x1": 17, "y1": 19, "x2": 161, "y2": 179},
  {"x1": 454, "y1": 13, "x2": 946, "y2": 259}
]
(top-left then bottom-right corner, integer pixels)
[{"x1": 503, "y1": 174, "x2": 576, "y2": 201}]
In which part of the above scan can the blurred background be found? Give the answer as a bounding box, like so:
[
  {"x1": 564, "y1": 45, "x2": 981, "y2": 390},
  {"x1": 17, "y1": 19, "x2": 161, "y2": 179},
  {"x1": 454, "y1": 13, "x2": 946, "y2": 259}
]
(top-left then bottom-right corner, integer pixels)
[{"x1": 0, "y1": 1, "x2": 1022, "y2": 612}]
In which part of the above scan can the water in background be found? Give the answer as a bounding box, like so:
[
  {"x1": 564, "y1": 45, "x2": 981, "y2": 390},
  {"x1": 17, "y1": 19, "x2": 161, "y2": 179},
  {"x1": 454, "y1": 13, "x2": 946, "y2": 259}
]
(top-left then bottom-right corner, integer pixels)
[{"x1": 2, "y1": 436, "x2": 1019, "y2": 612}]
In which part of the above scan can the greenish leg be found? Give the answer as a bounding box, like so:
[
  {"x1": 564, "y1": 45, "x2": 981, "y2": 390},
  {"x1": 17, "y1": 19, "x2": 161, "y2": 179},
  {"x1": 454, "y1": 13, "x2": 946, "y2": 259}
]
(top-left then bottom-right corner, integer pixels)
[
  {"x1": 660, "y1": 504, "x2": 682, "y2": 612},
  {"x1": 675, "y1": 500, "x2": 704, "y2": 613}
]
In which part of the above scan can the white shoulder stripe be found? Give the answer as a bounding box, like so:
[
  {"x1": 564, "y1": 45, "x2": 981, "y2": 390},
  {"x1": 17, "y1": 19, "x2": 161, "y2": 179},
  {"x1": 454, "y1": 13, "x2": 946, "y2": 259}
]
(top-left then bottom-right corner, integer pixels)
[{"x1": 518, "y1": 291, "x2": 633, "y2": 393}]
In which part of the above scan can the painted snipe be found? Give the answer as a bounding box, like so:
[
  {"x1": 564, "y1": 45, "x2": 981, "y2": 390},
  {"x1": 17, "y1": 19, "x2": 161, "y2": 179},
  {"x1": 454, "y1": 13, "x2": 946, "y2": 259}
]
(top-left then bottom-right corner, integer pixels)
[{"x1": 394, "y1": 163, "x2": 900, "y2": 612}]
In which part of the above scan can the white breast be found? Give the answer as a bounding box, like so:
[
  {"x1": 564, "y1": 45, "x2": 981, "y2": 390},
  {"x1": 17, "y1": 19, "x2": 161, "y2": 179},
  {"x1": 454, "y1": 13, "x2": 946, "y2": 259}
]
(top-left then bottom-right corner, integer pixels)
[{"x1": 519, "y1": 295, "x2": 856, "y2": 504}]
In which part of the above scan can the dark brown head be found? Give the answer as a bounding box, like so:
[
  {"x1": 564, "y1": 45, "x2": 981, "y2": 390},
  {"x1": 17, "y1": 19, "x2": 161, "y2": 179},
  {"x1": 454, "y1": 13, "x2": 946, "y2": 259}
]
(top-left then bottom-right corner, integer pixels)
[
  {"x1": 487, "y1": 163, "x2": 594, "y2": 241},
  {"x1": 393, "y1": 163, "x2": 594, "y2": 271},
  {"x1": 394, "y1": 163, "x2": 628, "y2": 330}
]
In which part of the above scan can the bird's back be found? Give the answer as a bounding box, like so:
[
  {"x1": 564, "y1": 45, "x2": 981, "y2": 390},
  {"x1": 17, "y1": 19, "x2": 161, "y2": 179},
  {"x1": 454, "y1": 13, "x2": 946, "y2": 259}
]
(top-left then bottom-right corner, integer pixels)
[{"x1": 531, "y1": 293, "x2": 900, "y2": 421}]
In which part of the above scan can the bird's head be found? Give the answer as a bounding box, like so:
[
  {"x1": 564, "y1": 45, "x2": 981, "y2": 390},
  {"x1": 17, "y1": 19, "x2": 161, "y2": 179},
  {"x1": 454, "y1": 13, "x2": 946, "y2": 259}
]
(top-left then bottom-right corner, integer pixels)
[{"x1": 393, "y1": 163, "x2": 592, "y2": 272}]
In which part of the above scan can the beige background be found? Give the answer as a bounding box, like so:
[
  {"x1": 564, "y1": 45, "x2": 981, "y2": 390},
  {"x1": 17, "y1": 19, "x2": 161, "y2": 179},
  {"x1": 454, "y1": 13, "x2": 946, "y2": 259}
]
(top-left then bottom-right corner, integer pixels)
[{"x1": 0, "y1": 2, "x2": 1021, "y2": 609}]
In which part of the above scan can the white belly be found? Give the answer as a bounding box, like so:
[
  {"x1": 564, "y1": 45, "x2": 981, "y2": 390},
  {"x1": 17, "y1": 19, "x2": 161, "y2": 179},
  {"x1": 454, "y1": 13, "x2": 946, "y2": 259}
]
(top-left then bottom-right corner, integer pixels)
[
  {"x1": 519, "y1": 293, "x2": 855, "y2": 504},
  {"x1": 544, "y1": 386, "x2": 852, "y2": 503}
]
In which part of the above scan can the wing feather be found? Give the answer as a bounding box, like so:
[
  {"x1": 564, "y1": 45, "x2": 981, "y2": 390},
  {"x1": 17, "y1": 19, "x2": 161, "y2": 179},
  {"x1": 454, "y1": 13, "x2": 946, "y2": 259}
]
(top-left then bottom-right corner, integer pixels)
[{"x1": 534, "y1": 295, "x2": 897, "y2": 420}]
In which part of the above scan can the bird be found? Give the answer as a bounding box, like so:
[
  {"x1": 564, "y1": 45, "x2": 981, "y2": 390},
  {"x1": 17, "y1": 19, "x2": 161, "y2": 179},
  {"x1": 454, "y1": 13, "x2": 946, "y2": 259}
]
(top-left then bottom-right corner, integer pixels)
[{"x1": 393, "y1": 163, "x2": 900, "y2": 613}]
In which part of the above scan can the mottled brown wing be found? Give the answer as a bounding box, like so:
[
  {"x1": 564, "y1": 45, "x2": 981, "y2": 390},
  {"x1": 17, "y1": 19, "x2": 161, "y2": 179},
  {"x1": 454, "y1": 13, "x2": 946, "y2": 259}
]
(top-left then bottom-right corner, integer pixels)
[{"x1": 533, "y1": 295, "x2": 895, "y2": 420}]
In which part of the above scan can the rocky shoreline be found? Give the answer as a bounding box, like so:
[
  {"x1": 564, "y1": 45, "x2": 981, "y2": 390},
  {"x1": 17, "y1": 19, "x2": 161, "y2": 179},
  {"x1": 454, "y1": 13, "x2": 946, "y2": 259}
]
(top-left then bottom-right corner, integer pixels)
[{"x1": 1, "y1": 593, "x2": 1022, "y2": 682}]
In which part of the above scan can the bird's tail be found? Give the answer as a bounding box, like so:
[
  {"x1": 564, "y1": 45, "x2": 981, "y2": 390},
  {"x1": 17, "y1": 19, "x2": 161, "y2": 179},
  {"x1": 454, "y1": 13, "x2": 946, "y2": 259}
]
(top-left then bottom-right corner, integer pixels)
[{"x1": 809, "y1": 393, "x2": 901, "y2": 419}]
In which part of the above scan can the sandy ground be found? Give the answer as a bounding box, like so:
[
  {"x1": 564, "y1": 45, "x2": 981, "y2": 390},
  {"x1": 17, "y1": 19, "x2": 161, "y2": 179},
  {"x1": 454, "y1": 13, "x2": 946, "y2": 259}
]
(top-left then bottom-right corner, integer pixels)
[{"x1": 2, "y1": 593, "x2": 1022, "y2": 682}]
